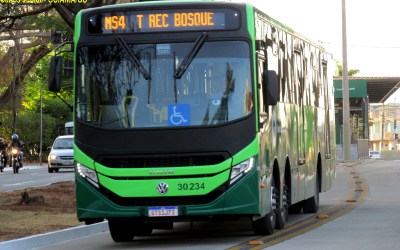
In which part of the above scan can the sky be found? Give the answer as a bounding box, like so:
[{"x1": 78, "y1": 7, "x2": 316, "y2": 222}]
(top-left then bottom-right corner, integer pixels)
[
  {"x1": 231, "y1": 0, "x2": 400, "y2": 102},
  {"x1": 235, "y1": 0, "x2": 400, "y2": 77}
]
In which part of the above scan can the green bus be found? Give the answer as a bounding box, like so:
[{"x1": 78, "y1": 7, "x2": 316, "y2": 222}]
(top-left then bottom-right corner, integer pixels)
[{"x1": 49, "y1": 0, "x2": 336, "y2": 242}]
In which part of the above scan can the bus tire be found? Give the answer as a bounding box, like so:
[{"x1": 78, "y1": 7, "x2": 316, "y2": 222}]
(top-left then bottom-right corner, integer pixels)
[
  {"x1": 133, "y1": 221, "x2": 153, "y2": 236},
  {"x1": 275, "y1": 182, "x2": 289, "y2": 229},
  {"x1": 302, "y1": 169, "x2": 320, "y2": 213},
  {"x1": 108, "y1": 218, "x2": 134, "y2": 242},
  {"x1": 288, "y1": 202, "x2": 302, "y2": 214},
  {"x1": 252, "y1": 178, "x2": 277, "y2": 235}
]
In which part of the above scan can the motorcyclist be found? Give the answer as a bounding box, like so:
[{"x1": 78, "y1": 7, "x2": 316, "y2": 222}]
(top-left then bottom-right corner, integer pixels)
[
  {"x1": 0, "y1": 137, "x2": 8, "y2": 168},
  {"x1": 7, "y1": 134, "x2": 24, "y2": 168}
]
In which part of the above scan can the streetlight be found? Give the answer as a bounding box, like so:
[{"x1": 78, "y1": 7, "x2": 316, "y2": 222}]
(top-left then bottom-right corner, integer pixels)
[
  {"x1": 39, "y1": 83, "x2": 44, "y2": 166},
  {"x1": 342, "y1": 0, "x2": 351, "y2": 161}
]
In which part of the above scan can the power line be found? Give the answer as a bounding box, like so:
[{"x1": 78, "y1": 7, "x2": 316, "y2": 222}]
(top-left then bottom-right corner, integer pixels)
[{"x1": 319, "y1": 41, "x2": 400, "y2": 49}]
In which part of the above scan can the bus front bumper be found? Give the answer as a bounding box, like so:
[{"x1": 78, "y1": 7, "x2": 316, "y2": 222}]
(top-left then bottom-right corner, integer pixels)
[{"x1": 76, "y1": 169, "x2": 260, "y2": 222}]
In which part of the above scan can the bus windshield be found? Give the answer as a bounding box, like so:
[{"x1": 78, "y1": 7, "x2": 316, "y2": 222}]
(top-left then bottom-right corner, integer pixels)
[{"x1": 76, "y1": 40, "x2": 253, "y2": 129}]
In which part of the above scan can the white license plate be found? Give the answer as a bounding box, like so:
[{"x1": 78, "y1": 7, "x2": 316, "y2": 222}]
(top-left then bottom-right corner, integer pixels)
[
  {"x1": 148, "y1": 206, "x2": 178, "y2": 217},
  {"x1": 62, "y1": 160, "x2": 74, "y2": 166}
]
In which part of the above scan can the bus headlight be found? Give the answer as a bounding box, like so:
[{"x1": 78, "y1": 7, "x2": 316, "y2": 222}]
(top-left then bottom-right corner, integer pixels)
[
  {"x1": 77, "y1": 163, "x2": 99, "y2": 188},
  {"x1": 229, "y1": 157, "x2": 255, "y2": 185}
]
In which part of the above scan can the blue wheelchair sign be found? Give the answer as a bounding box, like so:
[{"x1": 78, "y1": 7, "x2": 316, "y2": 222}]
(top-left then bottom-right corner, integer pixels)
[{"x1": 168, "y1": 104, "x2": 190, "y2": 126}]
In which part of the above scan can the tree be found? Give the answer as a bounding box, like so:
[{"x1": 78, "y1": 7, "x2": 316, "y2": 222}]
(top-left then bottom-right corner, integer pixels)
[
  {"x1": 0, "y1": 1, "x2": 139, "y2": 159},
  {"x1": 0, "y1": 3, "x2": 71, "y2": 157},
  {"x1": 52, "y1": 0, "x2": 118, "y2": 29},
  {"x1": 0, "y1": 4, "x2": 71, "y2": 112},
  {"x1": 0, "y1": 1, "x2": 134, "y2": 112},
  {"x1": 335, "y1": 60, "x2": 360, "y2": 76}
]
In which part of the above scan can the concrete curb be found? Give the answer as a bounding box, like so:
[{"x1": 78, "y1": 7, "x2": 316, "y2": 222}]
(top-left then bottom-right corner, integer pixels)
[{"x1": 0, "y1": 222, "x2": 109, "y2": 250}]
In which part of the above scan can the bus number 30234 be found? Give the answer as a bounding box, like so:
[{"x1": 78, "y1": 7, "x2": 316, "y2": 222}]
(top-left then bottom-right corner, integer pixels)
[{"x1": 177, "y1": 182, "x2": 205, "y2": 190}]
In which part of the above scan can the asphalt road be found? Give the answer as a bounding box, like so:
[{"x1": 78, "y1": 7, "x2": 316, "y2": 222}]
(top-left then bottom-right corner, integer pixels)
[
  {"x1": 0, "y1": 165, "x2": 74, "y2": 192},
  {"x1": 3, "y1": 160, "x2": 400, "y2": 250},
  {"x1": 31, "y1": 161, "x2": 351, "y2": 250},
  {"x1": 268, "y1": 159, "x2": 400, "y2": 250}
]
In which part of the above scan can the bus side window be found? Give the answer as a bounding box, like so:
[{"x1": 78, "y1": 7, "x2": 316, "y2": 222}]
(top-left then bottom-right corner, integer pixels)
[{"x1": 265, "y1": 70, "x2": 279, "y2": 106}]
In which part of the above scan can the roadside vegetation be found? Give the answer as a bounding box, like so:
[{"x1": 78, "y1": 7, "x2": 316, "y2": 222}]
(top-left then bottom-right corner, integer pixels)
[
  {"x1": 0, "y1": 181, "x2": 82, "y2": 242},
  {"x1": 0, "y1": 1, "x2": 142, "y2": 162}
]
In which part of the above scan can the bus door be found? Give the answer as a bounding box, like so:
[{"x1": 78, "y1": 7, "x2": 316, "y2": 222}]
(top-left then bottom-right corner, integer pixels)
[
  {"x1": 322, "y1": 60, "x2": 333, "y2": 189},
  {"x1": 294, "y1": 50, "x2": 306, "y2": 200}
]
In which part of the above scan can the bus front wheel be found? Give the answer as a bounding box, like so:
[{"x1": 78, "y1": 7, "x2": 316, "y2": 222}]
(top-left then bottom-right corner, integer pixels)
[
  {"x1": 108, "y1": 218, "x2": 134, "y2": 242},
  {"x1": 252, "y1": 178, "x2": 278, "y2": 235},
  {"x1": 132, "y1": 220, "x2": 153, "y2": 236}
]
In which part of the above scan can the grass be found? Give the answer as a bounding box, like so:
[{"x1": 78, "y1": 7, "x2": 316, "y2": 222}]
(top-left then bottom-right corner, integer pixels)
[{"x1": 0, "y1": 181, "x2": 84, "y2": 242}]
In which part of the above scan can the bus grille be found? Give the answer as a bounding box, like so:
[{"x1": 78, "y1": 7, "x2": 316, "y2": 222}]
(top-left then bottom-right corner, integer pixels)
[
  {"x1": 100, "y1": 186, "x2": 226, "y2": 207},
  {"x1": 99, "y1": 154, "x2": 227, "y2": 168}
]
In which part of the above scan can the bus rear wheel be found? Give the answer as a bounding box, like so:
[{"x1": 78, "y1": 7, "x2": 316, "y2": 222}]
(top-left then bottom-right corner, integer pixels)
[
  {"x1": 276, "y1": 182, "x2": 289, "y2": 229},
  {"x1": 302, "y1": 169, "x2": 320, "y2": 213}
]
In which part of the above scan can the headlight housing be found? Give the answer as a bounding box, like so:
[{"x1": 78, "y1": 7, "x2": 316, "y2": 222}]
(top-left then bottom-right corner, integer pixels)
[
  {"x1": 77, "y1": 163, "x2": 99, "y2": 188},
  {"x1": 49, "y1": 154, "x2": 58, "y2": 160},
  {"x1": 229, "y1": 157, "x2": 255, "y2": 185}
]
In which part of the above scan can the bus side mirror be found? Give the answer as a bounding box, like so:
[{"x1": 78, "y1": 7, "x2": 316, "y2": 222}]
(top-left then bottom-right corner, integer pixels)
[
  {"x1": 263, "y1": 70, "x2": 279, "y2": 106},
  {"x1": 48, "y1": 56, "x2": 63, "y2": 92}
]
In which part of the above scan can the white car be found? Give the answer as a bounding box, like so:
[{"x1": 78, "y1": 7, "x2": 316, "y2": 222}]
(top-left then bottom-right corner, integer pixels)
[{"x1": 48, "y1": 135, "x2": 74, "y2": 173}]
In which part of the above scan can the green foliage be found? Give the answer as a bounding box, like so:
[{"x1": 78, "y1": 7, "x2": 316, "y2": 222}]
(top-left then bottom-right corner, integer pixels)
[
  {"x1": 16, "y1": 110, "x2": 57, "y2": 154},
  {"x1": 1, "y1": 5, "x2": 73, "y2": 159},
  {"x1": 17, "y1": 51, "x2": 73, "y2": 161},
  {"x1": 335, "y1": 60, "x2": 360, "y2": 76},
  {"x1": 0, "y1": 111, "x2": 12, "y2": 139},
  {"x1": 0, "y1": 110, "x2": 56, "y2": 142},
  {"x1": 1, "y1": 5, "x2": 71, "y2": 34}
]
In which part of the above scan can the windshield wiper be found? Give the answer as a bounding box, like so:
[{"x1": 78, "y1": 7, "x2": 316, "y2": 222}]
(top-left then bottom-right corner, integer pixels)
[
  {"x1": 174, "y1": 32, "x2": 207, "y2": 79},
  {"x1": 116, "y1": 36, "x2": 151, "y2": 80}
]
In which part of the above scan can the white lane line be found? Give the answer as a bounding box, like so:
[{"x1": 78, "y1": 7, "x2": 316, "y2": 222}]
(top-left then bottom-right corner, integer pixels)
[{"x1": 2, "y1": 180, "x2": 36, "y2": 186}]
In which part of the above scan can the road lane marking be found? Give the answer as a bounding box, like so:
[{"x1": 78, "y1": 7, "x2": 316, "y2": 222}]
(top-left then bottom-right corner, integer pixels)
[
  {"x1": 228, "y1": 164, "x2": 369, "y2": 250},
  {"x1": 2, "y1": 180, "x2": 36, "y2": 186}
]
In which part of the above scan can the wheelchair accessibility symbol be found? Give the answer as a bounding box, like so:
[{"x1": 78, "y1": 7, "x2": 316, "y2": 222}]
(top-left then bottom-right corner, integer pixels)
[{"x1": 168, "y1": 104, "x2": 190, "y2": 126}]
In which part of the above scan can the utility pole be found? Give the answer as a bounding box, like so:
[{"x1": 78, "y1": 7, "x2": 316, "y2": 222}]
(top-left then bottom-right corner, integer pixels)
[
  {"x1": 381, "y1": 104, "x2": 384, "y2": 150},
  {"x1": 342, "y1": 0, "x2": 351, "y2": 161},
  {"x1": 40, "y1": 84, "x2": 44, "y2": 166}
]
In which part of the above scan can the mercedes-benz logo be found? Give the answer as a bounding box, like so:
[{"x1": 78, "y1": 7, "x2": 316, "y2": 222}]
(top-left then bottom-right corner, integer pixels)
[{"x1": 157, "y1": 182, "x2": 169, "y2": 195}]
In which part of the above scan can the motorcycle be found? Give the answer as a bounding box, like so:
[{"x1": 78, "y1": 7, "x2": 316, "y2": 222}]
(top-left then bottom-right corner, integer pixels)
[
  {"x1": 10, "y1": 147, "x2": 22, "y2": 174},
  {"x1": 0, "y1": 150, "x2": 6, "y2": 172}
]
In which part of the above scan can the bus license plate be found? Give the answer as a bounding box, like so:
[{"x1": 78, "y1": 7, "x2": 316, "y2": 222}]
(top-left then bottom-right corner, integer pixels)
[{"x1": 148, "y1": 206, "x2": 178, "y2": 217}]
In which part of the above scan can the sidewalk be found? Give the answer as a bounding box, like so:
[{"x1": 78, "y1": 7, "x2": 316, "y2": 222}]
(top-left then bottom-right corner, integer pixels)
[{"x1": 0, "y1": 222, "x2": 109, "y2": 250}]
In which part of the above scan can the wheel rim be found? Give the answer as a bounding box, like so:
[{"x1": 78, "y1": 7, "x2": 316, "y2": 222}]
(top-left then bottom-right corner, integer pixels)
[
  {"x1": 270, "y1": 184, "x2": 278, "y2": 223},
  {"x1": 282, "y1": 184, "x2": 289, "y2": 220}
]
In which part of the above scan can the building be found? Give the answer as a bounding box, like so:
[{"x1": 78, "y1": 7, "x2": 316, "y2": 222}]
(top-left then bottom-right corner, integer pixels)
[
  {"x1": 369, "y1": 103, "x2": 400, "y2": 150},
  {"x1": 334, "y1": 77, "x2": 400, "y2": 151}
]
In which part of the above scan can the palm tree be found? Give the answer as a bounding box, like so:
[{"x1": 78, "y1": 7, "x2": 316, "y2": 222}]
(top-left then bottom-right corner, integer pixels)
[{"x1": 335, "y1": 61, "x2": 360, "y2": 76}]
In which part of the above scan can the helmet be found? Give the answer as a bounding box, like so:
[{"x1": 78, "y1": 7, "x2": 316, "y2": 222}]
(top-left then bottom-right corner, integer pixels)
[
  {"x1": 0, "y1": 137, "x2": 4, "y2": 143},
  {"x1": 12, "y1": 134, "x2": 19, "y2": 140}
]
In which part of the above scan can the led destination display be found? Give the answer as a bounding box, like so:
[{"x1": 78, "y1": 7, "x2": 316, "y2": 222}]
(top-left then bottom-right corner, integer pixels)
[{"x1": 88, "y1": 9, "x2": 240, "y2": 34}]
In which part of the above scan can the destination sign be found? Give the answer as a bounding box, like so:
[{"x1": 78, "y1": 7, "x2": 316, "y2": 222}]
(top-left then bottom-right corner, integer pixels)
[{"x1": 87, "y1": 9, "x2": 239, "y2": 34}]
